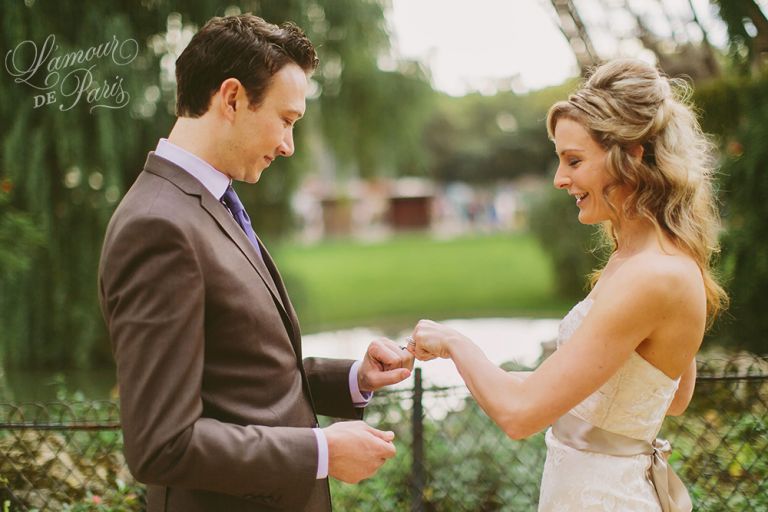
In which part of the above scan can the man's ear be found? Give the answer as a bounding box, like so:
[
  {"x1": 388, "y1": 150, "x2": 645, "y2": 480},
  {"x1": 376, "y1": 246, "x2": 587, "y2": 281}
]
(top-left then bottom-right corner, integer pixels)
[{"x1": 218, "y1": 78, "x2": 242, "y2": 120}]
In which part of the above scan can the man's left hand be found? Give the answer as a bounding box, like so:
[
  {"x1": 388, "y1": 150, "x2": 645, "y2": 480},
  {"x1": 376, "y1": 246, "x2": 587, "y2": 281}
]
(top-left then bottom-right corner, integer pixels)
[{"x1": 358, "y1": 337, "x2": 414, "y2": 392}]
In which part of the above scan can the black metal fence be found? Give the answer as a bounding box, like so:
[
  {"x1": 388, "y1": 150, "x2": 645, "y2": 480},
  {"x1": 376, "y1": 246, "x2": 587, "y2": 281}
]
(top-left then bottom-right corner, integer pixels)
[
  {"x1": 0, "y1": 401, "x2": 140, "y2": 511},
  {"x1": 1, "y1": 355, "x2": 766, "y2": 511}
]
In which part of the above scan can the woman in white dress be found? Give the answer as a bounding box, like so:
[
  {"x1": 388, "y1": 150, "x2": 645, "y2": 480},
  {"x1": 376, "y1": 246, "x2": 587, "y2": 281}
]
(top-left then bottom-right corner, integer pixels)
[{"x1": 407, "y1": 59, "x2": 728, "y2": 511}]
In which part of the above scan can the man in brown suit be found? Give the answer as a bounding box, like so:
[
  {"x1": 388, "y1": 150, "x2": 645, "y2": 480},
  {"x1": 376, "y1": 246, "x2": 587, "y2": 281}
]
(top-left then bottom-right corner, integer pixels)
[{"x1": 98, "y1": 14, "x2": 413, "y2": 512}]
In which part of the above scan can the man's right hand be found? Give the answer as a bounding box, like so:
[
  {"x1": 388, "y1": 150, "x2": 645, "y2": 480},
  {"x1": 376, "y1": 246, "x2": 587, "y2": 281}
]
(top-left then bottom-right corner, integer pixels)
[{"x1": 323, "y1": 421, "x2": 396, "y2": 483}]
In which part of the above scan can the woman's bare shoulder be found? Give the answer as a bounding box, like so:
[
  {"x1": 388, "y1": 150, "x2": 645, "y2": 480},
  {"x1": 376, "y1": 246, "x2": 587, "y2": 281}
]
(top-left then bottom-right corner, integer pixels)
[{"x1": 592, "y1": 251, "x2": 704, "y2": 318}]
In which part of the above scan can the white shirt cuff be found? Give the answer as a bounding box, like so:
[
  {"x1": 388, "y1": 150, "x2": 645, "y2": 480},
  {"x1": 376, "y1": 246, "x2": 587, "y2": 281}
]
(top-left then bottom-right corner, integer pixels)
[
  {"x1": 313, "y1": 428, "x2": 329, "y2": 479},
  {"x1": 349, "y1": 360, "x2": 373, "y2": 407}
]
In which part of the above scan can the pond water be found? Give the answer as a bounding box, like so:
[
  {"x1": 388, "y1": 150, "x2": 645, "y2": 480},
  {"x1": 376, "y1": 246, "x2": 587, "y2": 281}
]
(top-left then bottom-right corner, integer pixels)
[
  {"x1": 1, "y1": 317, "x2": 560, "y2": 402},
  {"x1": 304, "y1": 318, "x2": 561, "y2": 420},
  {"x1": 302, "y1": 317, "x2": 560, "y2": 390}
]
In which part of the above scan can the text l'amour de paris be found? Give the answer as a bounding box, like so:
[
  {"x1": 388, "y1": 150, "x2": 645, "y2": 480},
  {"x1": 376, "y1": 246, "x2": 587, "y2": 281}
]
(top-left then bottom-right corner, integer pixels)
[{"x1": 4, "y1": 34, "x2": 139, "y2": 113}]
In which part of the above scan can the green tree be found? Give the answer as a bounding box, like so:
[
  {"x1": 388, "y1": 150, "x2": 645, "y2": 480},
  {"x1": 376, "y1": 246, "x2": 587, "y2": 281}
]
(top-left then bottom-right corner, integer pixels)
[
  {"x1": 0, "y1": 0, "x2": 436, "y2": 369},
  {"x1": 1, "y1": 0, "x2": 179, "y2": 368},
  {"x1": 309, "y1": 1, "x2": 435, "y2": 179},
  {"x1": 694, "y1": 73, "x2": 768, "y2": 352},
  {"x1": 424, "y1": 81, "x2": 576, "y2": 184},
  {"x1": 711, "y1": 0, "x2": 768, "y2": 71},
  {"x1": 693, "y1": 0, "x2": 768, "y2": 352}
]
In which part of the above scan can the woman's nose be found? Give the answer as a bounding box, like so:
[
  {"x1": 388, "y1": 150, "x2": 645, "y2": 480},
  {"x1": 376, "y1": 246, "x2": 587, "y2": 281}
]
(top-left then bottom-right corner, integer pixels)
[{"x1": 553, "y1": 165, "x2": 570, "y2": 190}]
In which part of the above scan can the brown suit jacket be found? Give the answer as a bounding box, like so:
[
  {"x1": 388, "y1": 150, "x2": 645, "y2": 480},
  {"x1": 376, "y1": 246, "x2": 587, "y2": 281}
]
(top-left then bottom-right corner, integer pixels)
[{"x1": 98, "y1": 153, "x2": 361, "y2": 512}]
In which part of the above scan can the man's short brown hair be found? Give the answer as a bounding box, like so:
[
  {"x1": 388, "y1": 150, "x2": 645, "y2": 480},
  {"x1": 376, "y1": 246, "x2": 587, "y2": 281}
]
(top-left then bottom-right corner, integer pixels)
[{"x1": 175, "y1": 14, "x2": 318, "y2": 117}]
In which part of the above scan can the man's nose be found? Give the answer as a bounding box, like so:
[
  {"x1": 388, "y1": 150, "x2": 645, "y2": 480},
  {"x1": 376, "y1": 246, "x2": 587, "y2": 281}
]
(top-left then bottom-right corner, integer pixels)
[{"x1": 278, "y1": 131, "x2": 295, "y2": 157}]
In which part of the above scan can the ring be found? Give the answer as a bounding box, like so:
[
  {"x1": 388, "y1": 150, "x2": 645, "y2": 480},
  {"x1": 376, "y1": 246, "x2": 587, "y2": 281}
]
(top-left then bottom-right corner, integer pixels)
[{"x1": 405, "y1": 336, "x2": 415, "y2": 346}]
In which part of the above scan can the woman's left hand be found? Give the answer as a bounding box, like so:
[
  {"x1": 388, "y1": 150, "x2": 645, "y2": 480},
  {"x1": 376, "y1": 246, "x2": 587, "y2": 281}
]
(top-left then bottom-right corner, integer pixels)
[{"x1": 408, "y1": 319, "x2": 469, "y2": 361}]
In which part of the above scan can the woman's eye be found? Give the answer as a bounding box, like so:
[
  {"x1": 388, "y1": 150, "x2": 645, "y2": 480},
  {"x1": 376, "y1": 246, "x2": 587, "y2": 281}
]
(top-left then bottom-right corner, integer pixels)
[{"x1": 569, "y1": 159, "x2": 580, "y2": 166}]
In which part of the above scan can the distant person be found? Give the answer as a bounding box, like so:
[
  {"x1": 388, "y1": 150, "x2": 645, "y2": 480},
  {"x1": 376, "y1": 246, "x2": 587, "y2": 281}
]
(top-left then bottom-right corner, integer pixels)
[
  {"x1": 98, "y1": 14, "x2": 412, "y2": 512},
  {"x1": 407, "y1": 58, "x2": 727, "y2": 511}
]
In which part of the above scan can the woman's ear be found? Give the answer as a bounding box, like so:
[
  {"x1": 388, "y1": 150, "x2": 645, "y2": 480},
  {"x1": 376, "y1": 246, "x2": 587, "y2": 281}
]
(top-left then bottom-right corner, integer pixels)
[{"x1": 627, "y1": 144, "x2": 644, "y2": 162}]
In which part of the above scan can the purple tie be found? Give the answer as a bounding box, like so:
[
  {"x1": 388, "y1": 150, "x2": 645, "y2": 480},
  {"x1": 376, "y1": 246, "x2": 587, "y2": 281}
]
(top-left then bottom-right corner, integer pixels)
[{"x1": 221, "y1": 185, "x2": 263, "y2": 260}]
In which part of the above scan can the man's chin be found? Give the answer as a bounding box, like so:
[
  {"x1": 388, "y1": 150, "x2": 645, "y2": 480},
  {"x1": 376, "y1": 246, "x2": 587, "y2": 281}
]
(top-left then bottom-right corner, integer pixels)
[{"x1": 244, "y1": 169, "x2": 265, "y2": 184}]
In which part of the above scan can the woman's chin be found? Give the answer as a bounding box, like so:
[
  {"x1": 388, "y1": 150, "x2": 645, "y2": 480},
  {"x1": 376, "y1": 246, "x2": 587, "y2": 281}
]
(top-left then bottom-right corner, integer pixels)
[{"x1": 577, "y1": 211, "x2": 600, "y2": 225}]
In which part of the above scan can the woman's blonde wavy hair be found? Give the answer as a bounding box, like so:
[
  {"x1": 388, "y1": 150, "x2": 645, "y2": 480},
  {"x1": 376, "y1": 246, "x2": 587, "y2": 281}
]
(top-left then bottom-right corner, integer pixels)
[{"x1": 546, "y1": 58, "x2": 728, "y2": 325}]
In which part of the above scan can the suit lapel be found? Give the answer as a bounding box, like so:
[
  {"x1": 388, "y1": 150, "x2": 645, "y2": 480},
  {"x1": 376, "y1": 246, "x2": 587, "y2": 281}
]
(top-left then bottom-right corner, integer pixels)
[
  {"x1": 199, "y1": 192, "x2": 287, "y2": 307},
  {"x1": 143, "y1": 154, "x2": 291, "y2": 321},
  {"x1": 259, "y1": 245, "x2": 302, "y2": 356}
]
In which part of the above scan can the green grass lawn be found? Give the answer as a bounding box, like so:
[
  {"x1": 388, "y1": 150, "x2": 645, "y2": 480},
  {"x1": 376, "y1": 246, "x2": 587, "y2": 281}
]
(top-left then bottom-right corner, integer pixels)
[{"x1": 271, "y1": 233, "x2": 573, "y2": 334}]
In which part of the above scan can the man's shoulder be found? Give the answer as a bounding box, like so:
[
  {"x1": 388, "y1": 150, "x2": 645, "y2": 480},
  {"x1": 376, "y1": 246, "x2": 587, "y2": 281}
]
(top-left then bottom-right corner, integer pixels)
[
  {"x1": 117, "y1": 161, "x2": 201, "y2": 216},
  {"x1": 112, "y1": 173, "x2": 171, "y2": 221},
  {"x1": 104, "y1": 172, "x2": 204, "y2": 252}
]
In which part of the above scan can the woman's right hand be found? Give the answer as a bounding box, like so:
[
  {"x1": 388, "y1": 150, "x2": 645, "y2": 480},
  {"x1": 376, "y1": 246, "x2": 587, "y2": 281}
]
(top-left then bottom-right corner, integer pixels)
[{"x1": 408, "y1": 319, "x2": 471, "y2": 361}]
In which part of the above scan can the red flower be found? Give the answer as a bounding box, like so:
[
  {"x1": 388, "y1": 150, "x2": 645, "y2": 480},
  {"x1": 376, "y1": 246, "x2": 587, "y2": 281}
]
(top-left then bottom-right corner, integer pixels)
[
  {"x1": 0, "y1": 179, "x2": 12, "y2": 194},
  {"x1": 91, "y1": 494, "x2": 103, "y2": 505}
]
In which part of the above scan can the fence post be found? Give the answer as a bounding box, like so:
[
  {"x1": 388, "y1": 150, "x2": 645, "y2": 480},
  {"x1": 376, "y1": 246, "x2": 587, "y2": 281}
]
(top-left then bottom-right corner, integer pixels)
[{"x1": 411, "y1": 367, "x2": 425, "y2": 512}]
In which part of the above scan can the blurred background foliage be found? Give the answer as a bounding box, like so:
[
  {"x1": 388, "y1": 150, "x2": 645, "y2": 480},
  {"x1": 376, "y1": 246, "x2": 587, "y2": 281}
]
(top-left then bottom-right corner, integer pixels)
[
  {"x1": 695, "y1": 72, "x2": 768, "y2": 354},
  {"x1": 1, "y1": 0, "x2": 767, "y2": 373},
  {"x1": 0, "y1": 0, "x2": 437, "y2": 369}
]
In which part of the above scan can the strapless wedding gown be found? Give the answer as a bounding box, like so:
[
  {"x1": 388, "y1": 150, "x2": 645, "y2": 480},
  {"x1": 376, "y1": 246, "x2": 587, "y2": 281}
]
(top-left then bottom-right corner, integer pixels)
[{"x1": 538, "y1": 299, "x2": 680, "y2": 511}]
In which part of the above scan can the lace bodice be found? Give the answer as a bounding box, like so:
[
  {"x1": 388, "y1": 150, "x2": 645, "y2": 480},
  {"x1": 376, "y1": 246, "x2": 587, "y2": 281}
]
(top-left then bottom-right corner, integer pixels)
[
  {"x1": 557, "y1": 299, "x2": 679, "y2": 442},
  {"x1": 538, "y1": 299, "x2": 682, "y2": 511}
]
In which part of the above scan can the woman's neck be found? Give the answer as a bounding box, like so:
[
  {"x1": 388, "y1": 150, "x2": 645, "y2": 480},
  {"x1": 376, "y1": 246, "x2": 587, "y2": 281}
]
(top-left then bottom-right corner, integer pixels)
[{"x1": 612, "y1": 217, "x2": 673, "y2": 258}]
